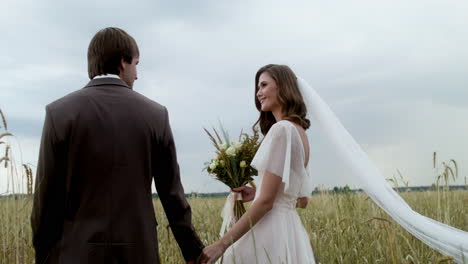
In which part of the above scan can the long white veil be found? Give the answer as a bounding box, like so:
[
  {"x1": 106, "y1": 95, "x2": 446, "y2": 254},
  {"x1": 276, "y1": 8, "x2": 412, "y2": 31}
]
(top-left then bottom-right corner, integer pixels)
[{"x1": 297, "y1": 77, "x2": 468, "y2": 263}]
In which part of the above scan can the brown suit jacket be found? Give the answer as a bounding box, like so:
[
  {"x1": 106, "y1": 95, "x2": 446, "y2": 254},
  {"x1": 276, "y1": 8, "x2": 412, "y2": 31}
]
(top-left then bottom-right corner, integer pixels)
[{"x1": 31, "y1": 78, "x2": 204, "y2": 264}]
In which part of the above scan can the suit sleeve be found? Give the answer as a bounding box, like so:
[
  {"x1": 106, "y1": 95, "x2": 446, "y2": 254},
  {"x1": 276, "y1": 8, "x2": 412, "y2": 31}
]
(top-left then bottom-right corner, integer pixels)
[
  {"x1": 153, "y1": 107, "x2": 204, "y2": 261},
  {"x1": 31, "y1": 106, "x2": 67, "y2": 264}
]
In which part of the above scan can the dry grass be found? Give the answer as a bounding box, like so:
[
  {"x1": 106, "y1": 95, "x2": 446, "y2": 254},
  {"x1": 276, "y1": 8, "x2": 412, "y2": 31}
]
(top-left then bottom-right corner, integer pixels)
[
  {"x1": 1, "y1": 191, "x2": 466, "y2": 263},
  {"x1": 1, "y1": 109, "x2": 466, "y2": 263}
]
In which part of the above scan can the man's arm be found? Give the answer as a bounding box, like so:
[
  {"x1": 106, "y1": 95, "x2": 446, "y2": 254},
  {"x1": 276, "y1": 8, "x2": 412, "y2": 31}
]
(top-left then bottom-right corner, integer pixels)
[
  {"x1": 153, "y1": 107, "x2": 204, "y2": 262},
  {"x1": 31, "y1": 107, "x2": 66, "y2": 264}
]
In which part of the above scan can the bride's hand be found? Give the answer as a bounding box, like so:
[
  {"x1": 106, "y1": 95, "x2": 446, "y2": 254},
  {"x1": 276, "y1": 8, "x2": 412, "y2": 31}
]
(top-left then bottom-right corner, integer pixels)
[
  {"x1": 197, "y1": 241, "x2": 227, "y2": 264},
  {"x1": 232, "y1": 185, "x2": 256, "y2": 202},
  {"x1": 296, "y1": 197, "x2": 308, "y2": 209}
]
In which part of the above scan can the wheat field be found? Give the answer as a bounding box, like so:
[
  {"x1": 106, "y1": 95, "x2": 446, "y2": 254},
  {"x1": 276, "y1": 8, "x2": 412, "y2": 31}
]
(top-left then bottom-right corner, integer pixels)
[
  {"x1": 0, "y1": 190, "x2": 466, "y2": 264},
  {"x1": 1, "y1": 109, "x2": 467, "y2": 263}
]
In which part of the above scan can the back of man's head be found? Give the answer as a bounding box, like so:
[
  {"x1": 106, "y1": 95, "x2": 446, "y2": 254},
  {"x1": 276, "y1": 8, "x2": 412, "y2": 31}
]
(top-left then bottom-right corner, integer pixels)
[{"x1": 87, "y1": 27, "x2": 139, "y2": 79}]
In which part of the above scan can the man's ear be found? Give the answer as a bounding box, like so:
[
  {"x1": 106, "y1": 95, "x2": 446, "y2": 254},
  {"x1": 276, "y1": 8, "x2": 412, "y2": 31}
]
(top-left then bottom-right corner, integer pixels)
[{"x1": 119, "y1": 57, "x2": 126, "y2": 72}]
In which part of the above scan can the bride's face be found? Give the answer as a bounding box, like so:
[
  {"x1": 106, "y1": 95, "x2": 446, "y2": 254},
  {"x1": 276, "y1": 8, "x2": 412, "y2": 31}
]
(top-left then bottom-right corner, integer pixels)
[{"x1": 256, "y1": 72, "x2": 281, "y2": 112}]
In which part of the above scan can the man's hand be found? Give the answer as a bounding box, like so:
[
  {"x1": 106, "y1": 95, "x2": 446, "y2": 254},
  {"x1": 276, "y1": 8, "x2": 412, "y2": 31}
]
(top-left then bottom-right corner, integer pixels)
[
  {"x1": 296, "y1": 197, "x2": 308, "y2": 209},
  {"x1": 232, "y1": 185, "x2": 256, "y2": 203}
]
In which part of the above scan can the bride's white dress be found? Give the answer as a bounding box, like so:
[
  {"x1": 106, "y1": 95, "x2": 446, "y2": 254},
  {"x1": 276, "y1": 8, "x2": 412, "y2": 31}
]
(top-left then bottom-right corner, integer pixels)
[{"x1": 220, "y1": 120, "x2": 316, "y2": 264}]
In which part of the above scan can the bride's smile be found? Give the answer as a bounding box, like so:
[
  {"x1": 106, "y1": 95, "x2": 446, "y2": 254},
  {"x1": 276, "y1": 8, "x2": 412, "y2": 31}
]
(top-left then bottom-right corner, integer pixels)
[{"x1": 256, "y1": 72, "x2": 281, "y2": 113}]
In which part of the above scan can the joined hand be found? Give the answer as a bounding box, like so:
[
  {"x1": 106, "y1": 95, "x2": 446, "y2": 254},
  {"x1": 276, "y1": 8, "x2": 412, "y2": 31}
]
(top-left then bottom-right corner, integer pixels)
[{"x1": 197, "y1": 241, "x2": 227, "y2": 264}]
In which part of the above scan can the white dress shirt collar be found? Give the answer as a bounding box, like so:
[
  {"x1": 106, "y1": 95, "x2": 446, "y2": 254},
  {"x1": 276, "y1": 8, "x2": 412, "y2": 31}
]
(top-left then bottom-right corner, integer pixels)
[{"x1": 93, "y1": 74, "x2": 121, "y2": 80}]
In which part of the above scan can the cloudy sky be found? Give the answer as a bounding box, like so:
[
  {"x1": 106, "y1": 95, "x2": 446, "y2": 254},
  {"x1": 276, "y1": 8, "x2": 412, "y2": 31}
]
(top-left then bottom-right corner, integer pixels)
[{"x1": 1, "y1": 0, "x2": 467, "y2": 194}]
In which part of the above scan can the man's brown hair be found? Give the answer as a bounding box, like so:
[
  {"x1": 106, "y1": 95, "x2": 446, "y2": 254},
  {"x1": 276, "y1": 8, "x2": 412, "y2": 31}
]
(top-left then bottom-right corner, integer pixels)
[{"x1": 87, "y1": 27, "x2": 139, "y2": 79}]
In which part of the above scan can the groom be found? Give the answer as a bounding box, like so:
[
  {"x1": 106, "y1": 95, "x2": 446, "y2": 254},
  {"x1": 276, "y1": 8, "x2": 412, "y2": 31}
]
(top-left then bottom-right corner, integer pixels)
[{"x1": 31, "y1": 27, "x2": 205, "y2": 263}]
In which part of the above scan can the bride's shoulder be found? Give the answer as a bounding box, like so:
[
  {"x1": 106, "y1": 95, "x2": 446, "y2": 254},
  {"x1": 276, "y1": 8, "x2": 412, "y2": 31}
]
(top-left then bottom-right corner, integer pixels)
[
  {"x1": 268, "y1": 120, "x2": 295, "y2": 136},
  {"x1": 272, "y1": 120, "x2": 297, "y2": 130},
  {"x1": 269, "y1": 121, "x2": 306, "y2": 142}
]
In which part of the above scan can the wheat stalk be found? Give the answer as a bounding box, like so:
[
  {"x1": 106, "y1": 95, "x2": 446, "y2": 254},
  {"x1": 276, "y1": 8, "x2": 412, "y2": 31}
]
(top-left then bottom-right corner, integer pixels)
[
  {"x1": 0, "y1": 109, "x2": 7, "y2": 131},
  {"x1": 4, "y1": 145, "x2": 9, "y2": 168},
  {"x1": 213, "y1": 129, "x2": 223, "y2": 145},
  {"x1": 449, "y1": 159, "x2": 458, "y2": 179},
  {"x1": 203, "y1": 128, "x2": 221, "y2": 152},
  {"x1": 22, "y1": 164, "x2": 33, "y2": 196},
  {"x1": 0, "y1": 133, "x2": 13, "y2": 140}
]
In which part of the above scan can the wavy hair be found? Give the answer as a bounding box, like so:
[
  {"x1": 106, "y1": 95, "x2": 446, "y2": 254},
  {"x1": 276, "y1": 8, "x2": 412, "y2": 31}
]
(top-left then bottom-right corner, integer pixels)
[{"x1": 253, "y1": 64, "x2": 310, "y2": 135}]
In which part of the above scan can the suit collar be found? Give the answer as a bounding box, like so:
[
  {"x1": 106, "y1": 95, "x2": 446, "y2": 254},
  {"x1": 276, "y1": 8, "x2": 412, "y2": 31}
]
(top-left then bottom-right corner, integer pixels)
[{"x1": 84, "y1": 78, "x2": 132, "y2": 90}]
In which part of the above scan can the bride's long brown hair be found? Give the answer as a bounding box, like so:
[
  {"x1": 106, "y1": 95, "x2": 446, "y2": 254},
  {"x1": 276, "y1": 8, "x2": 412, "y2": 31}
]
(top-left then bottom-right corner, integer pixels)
[{"x1": 253, "y1": 64, "x2": 310, "y2": 135}]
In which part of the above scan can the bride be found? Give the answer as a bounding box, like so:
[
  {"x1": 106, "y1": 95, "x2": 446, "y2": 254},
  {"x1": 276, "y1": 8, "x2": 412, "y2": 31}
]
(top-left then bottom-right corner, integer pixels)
[
  {"x1": 199, "y1": 64, "x2": 468, "y2": 264},
  {"x1": 199, "y1": 64, "x2": 316, "y2": 264}
]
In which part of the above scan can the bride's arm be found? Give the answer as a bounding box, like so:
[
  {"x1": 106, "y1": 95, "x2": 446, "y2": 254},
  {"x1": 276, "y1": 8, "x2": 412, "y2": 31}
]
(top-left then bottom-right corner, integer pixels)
[
  {"x1": 199, "y1": 171, "x2": 282, "y2": 263},
  {"x1": 221, "y1": 171, "x2": 281, "y2": 246}
]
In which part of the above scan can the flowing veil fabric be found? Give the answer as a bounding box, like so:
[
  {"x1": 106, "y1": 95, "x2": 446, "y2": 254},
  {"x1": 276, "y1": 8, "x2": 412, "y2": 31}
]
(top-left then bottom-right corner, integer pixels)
[{"x1": 297, "y1": 77, "x2": 468, "y2": 263}]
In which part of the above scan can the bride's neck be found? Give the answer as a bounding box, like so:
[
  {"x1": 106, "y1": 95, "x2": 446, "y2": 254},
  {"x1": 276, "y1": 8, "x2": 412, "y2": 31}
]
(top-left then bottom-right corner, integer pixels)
[{"x1": 272, "y1": 108, "x2": 283, "y2": 122}]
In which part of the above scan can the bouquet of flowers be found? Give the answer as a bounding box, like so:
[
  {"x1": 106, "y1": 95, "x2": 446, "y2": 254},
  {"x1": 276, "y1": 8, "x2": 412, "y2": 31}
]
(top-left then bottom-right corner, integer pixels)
[{"x1": 204, "y1": 125, "x2": 261, "y2": 235}]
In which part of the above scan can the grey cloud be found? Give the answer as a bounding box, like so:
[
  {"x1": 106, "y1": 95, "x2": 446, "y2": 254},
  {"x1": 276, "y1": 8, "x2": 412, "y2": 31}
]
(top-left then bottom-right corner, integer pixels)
[{"x1": 1, "y1": 0, "x2": 467, "y2": 192}]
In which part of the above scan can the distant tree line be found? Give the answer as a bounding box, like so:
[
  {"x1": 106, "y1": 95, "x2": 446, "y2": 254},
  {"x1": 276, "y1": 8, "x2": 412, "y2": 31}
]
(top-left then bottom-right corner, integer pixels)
[
  {"x1": 2, "y1": 185, "x2": 466, "y2": 199},
  {"x1": 148, "y1": 185, "x2": 467, "y2": 199},
  {"x1": 313, "y1": 185, "x2": 467, "y2": 195}
]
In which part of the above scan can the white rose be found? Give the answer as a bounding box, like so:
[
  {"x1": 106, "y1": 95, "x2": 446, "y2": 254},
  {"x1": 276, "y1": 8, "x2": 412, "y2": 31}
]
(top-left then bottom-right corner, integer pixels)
[
  {"x1": 226, "y1": 146, "x2": 236, "y2": 156},
  {"x1": 219, "y1": 143, "x2": 228, "y2": 150},
  {"x1": 240, "y1": 161, "x2": 247, "y2": 168},
  {"x1": 209, "y1": 162, "x2": 217, "y2": 170},
  {"x1": 233, "y1": 141, "x2": 243, "y2": 149}
]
